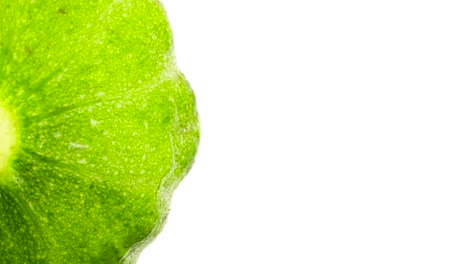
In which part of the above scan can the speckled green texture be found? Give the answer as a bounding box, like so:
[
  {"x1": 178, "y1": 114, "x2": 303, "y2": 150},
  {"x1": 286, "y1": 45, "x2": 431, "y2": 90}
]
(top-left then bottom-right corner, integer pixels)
[{"x1": 0, "y1": 0, "x2": 199, "y2": 263}]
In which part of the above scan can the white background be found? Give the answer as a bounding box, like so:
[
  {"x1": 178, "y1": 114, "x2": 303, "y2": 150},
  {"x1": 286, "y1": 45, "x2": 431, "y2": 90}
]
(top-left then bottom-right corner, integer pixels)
[{"x1": 141, "y1": 1, "x2": 468, "y2": 263}]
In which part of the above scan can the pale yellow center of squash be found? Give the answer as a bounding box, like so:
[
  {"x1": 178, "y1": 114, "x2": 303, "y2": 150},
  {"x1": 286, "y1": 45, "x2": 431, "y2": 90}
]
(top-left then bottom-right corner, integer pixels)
[{"x1": 0, "y1": 106, "x2": 16, "y2": 179}]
